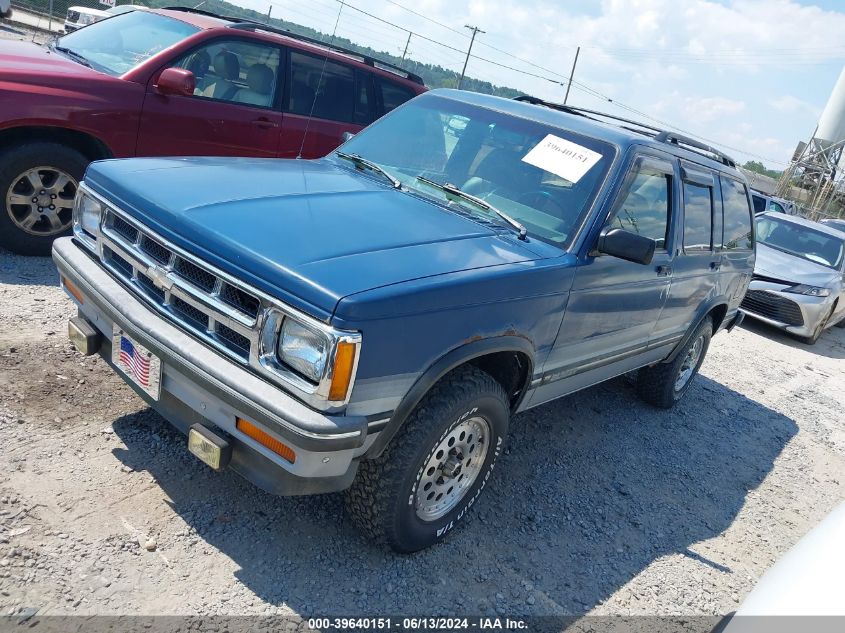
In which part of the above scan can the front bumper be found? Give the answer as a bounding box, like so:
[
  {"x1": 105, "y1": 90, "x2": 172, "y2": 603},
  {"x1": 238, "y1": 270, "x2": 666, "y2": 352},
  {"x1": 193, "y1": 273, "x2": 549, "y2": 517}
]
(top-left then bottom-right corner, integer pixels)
[
  {"x1": 53, "y1": 237, "x2": 369, "y2": 495},
  {"x1": 740, "y1": 280, "x2": 835, "y2": 338}
]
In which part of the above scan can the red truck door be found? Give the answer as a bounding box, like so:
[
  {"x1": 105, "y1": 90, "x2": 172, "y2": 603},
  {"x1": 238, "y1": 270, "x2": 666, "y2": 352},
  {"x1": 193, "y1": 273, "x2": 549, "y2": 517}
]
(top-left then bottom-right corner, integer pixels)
[{"x1": 137, "y1": 38, "x2": 285, "y2": 158}]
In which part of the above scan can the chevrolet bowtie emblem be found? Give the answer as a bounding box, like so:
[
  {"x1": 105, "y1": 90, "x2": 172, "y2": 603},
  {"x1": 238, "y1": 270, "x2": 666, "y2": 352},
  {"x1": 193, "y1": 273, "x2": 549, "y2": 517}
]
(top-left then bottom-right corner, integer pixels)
[{"x1": 146, "y1": 265, "x2": 173, "y2": 291}]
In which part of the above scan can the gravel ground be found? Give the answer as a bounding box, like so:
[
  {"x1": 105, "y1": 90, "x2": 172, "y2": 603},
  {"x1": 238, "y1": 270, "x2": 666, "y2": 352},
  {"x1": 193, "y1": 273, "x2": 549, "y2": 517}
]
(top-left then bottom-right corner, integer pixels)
[
  {"x1": 0, "y1": 19, "x2": 51, "y2": 45},
  {"x1": 1, "y1": 245, "x2": 843, "y2": 620}
]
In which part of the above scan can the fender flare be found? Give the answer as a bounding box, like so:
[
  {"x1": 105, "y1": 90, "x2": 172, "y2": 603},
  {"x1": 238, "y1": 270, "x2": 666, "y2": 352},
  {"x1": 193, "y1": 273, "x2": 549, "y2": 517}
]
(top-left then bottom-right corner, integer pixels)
[
  {"x1": 365, "y1": 336, "x2": 535, "y2": 458},
  {"x1": 663, "y1": 297, "x2": 729, "y2": 364}
]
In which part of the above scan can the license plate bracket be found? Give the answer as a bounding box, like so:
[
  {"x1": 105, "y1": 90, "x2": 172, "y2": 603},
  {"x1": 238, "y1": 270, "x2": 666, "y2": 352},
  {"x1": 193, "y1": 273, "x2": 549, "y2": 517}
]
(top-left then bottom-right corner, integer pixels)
[{"x1": 111, "y1": 325, "x2": 162, "y2": 400}]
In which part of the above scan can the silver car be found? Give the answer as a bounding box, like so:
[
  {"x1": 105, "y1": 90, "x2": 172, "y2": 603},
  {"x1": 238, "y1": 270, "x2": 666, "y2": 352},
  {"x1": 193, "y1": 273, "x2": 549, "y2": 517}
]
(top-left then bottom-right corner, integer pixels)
[{"x1": 741, "y1": 213, "x2": 845, "y2": 344}]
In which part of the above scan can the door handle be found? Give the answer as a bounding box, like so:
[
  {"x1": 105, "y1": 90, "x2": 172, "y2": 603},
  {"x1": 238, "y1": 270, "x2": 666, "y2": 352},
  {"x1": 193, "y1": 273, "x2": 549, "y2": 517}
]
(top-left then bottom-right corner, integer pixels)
[
  {"x1": 656, "y1": 265, "x2": 672, "y2": 276},
  {"x1": 251, "y1": 118, "x2": 279, "y2": 129}
]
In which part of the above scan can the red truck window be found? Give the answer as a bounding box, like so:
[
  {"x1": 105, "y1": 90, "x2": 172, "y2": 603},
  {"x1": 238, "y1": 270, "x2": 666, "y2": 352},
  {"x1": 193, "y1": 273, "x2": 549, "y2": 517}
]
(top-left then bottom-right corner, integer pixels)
[
  {"x1": 173, "y1": 39, "x2": 283, "y2": 109},
  {"x1": 289, "y1": 51, "x2": 364, "y2": 124}
]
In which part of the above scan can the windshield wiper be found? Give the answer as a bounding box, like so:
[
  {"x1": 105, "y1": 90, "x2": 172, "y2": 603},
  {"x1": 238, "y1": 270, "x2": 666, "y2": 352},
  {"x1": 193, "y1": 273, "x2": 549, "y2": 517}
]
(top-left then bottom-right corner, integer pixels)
[
  {"x1": 336, "y1": 152, "x2": 401, "y2": 189},
  {"x1": 416, "y1": 176, "x2": 527, "y2": 241},
  {"x1": 51, "y1": 44, "x2": 93, "y2": 68}
]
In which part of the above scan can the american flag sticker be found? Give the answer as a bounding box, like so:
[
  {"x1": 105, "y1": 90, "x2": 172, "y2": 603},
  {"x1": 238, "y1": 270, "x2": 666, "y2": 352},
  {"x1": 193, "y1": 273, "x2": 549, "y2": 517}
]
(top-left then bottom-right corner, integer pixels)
[{"x1": 111, "y1": 326, "x2": 161, "y2": 399}]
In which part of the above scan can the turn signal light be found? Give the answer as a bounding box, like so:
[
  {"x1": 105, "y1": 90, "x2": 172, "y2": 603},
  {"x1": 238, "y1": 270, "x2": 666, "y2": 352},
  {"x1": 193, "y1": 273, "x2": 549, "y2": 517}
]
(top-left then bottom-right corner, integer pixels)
[
  {"x1": 61, "y1": 276, "x2": 84, "y2": 305},
  {"x1": 329, "y1": 341, "x2": 356, "y2": 401},
  {"x1": 236, "y1": 417, "x2": 296, "y2": 463}
]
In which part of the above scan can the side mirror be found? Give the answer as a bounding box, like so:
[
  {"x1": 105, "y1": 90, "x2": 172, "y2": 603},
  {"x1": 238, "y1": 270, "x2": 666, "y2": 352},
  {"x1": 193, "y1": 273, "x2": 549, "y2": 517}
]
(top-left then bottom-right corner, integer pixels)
[
  {"x1": 596, "y1": 227, "x2": 656, "y2": 265},
  {"x1": 155, "y1": 67, "x2": 195, "y2": 97},
  {"x1": 340, "y1": 131, "x2": 355, "y2": 143}
]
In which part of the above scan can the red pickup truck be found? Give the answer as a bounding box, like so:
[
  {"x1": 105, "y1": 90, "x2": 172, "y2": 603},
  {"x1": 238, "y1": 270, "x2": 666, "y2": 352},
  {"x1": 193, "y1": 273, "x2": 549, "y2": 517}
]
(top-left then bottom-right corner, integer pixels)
[{"x1": 0, "y1": 7, "x2": 426, "y2": 255}]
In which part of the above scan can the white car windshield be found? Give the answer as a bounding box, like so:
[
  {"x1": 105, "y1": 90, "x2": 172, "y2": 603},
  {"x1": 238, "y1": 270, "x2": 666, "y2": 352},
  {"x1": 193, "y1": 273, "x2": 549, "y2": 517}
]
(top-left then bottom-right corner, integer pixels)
[
  {"x1": 757, "y1": 215, "x2": 845, "y2": 269},
  {"x1": 55, "y1": 11, "x2": 199, "y2": 76}
]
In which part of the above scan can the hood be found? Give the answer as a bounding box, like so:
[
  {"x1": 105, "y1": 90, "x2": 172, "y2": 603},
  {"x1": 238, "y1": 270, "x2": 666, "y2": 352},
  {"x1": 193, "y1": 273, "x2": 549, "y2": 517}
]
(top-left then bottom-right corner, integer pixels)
[
  {"x1": 754, "y1": 243, "x2": 840, "y2": 287},
  {"x1": 84, "y1": 157, "x2": 546, "y2": 320},
  {"x1": 0, "y1": 39, "x2": 103, "y2": 82}
]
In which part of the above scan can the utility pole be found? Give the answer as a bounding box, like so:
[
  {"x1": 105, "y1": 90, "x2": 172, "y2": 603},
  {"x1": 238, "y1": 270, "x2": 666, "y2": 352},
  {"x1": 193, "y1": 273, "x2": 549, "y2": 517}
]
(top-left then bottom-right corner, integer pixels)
[
  {"x1": 458, "y1": 25, "x2": 485, "y2": 90},
  {"x1": 401, "y1": 32, "x2": 412, "y2": 60},
  {"x1": 563, "y1": 46, "x2": 580, "y2": 104},
  {"x1": 266, "y1": 6, "x2": 272, "y2": 24}
]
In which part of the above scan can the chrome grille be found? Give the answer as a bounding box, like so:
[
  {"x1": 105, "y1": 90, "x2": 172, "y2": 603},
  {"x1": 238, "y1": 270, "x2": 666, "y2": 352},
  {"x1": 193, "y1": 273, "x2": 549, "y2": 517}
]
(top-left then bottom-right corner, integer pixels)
[
  {"x1": 741, "y1": 290, "x2": 804, "y2": 326},
  {"x1": 140, "y1": 234, "x2": 170, "y2": 264},
  {"x1": 111, "y1": 214, "x2": 139, "y2": 243},
  {"x1": 216, "y1": 322, "x2": 252, "y2": 356},
  {"x1": 174, "y1": 257, "x2": 216, "y2": 293},
  {"x1": 99, "y1": 209, "x2": 262, "y2": 363},
  {"x1": 220, "y1": 283, "x2": 261, "y2": 317}
]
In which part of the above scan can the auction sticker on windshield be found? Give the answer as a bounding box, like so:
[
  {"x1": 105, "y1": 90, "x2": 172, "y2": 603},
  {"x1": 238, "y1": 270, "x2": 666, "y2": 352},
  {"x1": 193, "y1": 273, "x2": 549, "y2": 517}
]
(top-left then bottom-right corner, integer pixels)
[{"x1": 522, "y1": 134, "x2": 603, "y2": 183}]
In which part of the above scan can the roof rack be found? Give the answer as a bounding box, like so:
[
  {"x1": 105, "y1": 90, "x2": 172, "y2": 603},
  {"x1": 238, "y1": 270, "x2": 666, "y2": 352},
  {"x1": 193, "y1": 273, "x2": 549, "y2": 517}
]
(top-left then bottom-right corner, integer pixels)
[
  {"x1": 514, "y1": 95, "x2": 664, "y2": 136},
  {"x1": 162, "y1": 6, "x2": 424, "y2": 85},
  {"x1": 514, "y1": 94, "x2": 737, "y2": 168},
  {"x1": 653, "y1": 131, "x2": 736, "y2": 167}
]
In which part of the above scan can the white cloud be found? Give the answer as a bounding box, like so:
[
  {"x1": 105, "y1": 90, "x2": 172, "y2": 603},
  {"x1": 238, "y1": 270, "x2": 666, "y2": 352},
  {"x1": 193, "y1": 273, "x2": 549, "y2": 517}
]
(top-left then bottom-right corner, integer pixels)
[{"x1": 770, "y1": 95, "x2": 821, "y2": 118}]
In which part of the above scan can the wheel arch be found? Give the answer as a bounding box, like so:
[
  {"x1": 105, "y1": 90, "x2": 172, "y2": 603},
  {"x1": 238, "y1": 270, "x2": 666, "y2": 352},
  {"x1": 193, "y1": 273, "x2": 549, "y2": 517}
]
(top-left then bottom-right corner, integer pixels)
[
  {"x1": 663, "y1": 298, "x2": 729, "y2": 364},
  {"x1": 365, "y1": 336, "x2": 535, "y2": 459},
  {"x1": 0, "y1": 126, "x2": 113, "y2": 163}
]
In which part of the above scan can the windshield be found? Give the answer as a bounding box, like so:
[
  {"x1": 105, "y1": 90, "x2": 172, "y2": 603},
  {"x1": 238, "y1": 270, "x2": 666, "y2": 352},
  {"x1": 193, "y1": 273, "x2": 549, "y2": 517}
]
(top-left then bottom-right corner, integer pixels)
[
  {"x1": 756, "y1": 215, "x2": 844, "y2": 269},
  {"x1": 335, "y1": 93, "x2": 614, "y2": 247},
  {"x1": 55, "y1": 11, "x2": 199, "y2": 76}
]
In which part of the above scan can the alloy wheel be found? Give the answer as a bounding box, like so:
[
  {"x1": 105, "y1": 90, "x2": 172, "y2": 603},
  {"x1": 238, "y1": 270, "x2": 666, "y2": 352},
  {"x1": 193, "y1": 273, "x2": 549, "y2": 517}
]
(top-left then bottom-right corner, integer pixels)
[
  {"x1": 415, "y1": 416, "x2": 491, "y2": 521},
  {"x1": 6, "y1": 167, "x2": 78, "y2": 236}
]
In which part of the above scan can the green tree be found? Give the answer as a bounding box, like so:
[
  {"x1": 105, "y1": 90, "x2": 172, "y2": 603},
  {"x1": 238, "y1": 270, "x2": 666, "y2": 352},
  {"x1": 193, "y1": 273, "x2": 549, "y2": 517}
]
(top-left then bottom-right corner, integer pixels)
[{"x1": 742, "y1": 160, "x2": 782, "y2": 180}]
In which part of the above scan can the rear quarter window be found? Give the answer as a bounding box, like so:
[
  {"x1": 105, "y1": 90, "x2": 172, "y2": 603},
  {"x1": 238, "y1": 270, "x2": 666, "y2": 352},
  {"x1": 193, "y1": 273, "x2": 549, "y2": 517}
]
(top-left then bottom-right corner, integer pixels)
[
  {"x1": 720, "y1": 177, "x2": 753, "y2": 251},
  {"x1": 289, "y1": 51, "x2": 364, "y2": 123},
  {"x1": 683, "y1": 181, "x2": 714, "y2": 251},
  {"x1": 751, "y1": 193, "x2": 768, "y2": 214},
  {"x1": 377, "y1": 78, "x2": 417, "y2": 114}
]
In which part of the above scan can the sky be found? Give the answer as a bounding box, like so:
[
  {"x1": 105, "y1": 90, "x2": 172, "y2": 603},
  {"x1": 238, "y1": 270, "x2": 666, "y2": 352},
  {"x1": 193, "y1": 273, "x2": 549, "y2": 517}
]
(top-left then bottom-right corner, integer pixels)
[{"x1": 235, "y1": 0, "x2": 845, "y2": 169}]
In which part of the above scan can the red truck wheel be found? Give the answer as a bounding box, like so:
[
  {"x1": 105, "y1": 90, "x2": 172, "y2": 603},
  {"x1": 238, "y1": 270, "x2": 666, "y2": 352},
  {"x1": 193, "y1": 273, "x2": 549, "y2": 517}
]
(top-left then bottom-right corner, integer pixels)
[{"x1": 0, "y1": 142, "x2": 88, "y2": 256}]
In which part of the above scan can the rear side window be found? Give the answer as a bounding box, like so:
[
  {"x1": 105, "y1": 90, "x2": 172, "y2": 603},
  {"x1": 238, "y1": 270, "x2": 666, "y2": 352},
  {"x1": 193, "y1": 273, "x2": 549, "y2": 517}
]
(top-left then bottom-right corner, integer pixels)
[
  {"x1": 606, "y1": 157, "x2": 672, "y2": 250},
  {"x1": 289, "y1": 51, "x2": 363, "y2": 123},
  {"x1": 377, "y1": 78, "x2": 416, "y2": 114},
  {"x1": 720, "y1": 177, "x2": 753, "y2": 251},
  {"x1": 683, "y1": 181, "x2": 714, "y2": 251},
  {"x1": 751, "y1": 193, "x2": 768, "y2": 214}
]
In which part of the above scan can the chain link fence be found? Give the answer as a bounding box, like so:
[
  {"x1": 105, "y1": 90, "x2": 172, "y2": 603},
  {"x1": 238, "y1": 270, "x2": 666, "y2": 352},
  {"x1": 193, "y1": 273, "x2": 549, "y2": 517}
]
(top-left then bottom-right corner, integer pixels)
[{"x1": 10, "y1": 0, "x2": 146, "y2": 30}]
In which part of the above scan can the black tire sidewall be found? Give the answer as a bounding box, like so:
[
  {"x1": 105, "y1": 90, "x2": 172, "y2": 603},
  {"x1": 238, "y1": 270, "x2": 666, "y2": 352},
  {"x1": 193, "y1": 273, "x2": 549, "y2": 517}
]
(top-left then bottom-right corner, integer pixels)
[
  {"x1": 391, "y1": 393, "x2": 508, "y2": 552},
  {"x1": 670, "y1": 320, "x2": 712, "y2": 403},
  {"x1": 0, "y1": 143, "x2": 89, "y2": 256}
]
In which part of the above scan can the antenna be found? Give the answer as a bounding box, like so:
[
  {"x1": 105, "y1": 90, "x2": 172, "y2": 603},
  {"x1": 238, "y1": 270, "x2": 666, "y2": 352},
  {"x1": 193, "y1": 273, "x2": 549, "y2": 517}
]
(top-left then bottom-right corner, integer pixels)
[{"x1": 296, "y1": 1, "x2": 345, "y2": 159}]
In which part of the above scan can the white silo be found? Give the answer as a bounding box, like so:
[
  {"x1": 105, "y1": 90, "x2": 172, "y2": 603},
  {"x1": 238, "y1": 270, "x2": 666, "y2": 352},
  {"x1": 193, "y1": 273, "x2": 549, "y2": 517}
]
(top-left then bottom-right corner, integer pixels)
[
  {"x1": 776, "y1": 66, "x2": 845, "y2": 216},
  {"x1": 816, "y1": 67, "x2": 845, "y2": 148}
]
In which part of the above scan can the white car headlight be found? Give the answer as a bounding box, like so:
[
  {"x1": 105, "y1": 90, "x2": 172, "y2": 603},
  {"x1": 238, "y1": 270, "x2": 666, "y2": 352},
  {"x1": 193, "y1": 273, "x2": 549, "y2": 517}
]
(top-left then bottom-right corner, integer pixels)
[
  {"x1": 785, "y1": 284, "x2": 831, "y2": 297},
  {"x1": 73, "y1": 191, "x2": 102, "y2": 250},
  {"x1": 277, "y1": 318, "x2": 329, "y2": 383}
]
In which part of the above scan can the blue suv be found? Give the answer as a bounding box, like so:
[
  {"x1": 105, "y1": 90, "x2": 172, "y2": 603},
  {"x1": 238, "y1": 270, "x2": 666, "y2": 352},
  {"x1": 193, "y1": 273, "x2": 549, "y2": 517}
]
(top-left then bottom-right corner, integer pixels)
[{"x1": 53, "y1": 89, "x2": 754, "y2": 551}]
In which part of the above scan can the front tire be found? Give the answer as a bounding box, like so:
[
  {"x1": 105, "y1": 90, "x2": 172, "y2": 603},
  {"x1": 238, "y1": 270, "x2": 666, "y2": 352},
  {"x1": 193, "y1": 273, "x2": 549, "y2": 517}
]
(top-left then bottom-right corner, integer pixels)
[
  {"x1": 0, "y1": 142, "x2": 88, "y2": 256},
  {"x1": 636, "y1": 318, "x2": 713, "y2": 409},
  {"x1": 345, "y1": 366, "x2": 509, "y2": 553}
]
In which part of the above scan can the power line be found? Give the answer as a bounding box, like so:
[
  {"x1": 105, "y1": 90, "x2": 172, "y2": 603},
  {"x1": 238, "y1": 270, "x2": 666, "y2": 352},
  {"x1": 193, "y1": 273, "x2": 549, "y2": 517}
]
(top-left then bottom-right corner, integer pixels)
[{"x1": 334, "y1": 0, "x2": 788, "y2": 166}]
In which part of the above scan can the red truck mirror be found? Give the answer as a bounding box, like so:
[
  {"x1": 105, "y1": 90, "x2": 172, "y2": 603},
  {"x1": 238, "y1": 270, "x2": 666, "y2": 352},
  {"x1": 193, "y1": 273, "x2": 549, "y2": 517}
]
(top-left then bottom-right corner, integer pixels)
[{"x1": 155, "y1": 67, "x2": 195, "y2": 97}]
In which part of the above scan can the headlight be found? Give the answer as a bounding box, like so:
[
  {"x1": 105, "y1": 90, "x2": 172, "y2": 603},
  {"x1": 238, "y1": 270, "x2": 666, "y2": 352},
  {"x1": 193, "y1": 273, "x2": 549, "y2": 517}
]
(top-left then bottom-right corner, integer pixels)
[
  {"x1": 72, "y1": 191, "x2": 102, "y2": 250},
  {"x1": 784, "y1": 284, "x2": 831, "y2": 297},
  {"x1": 277, "y1": 318, "x2": 329, "y2": 383},
  {"x1": 258, "y1": 309, "x2": 361, "y2": 406}
]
